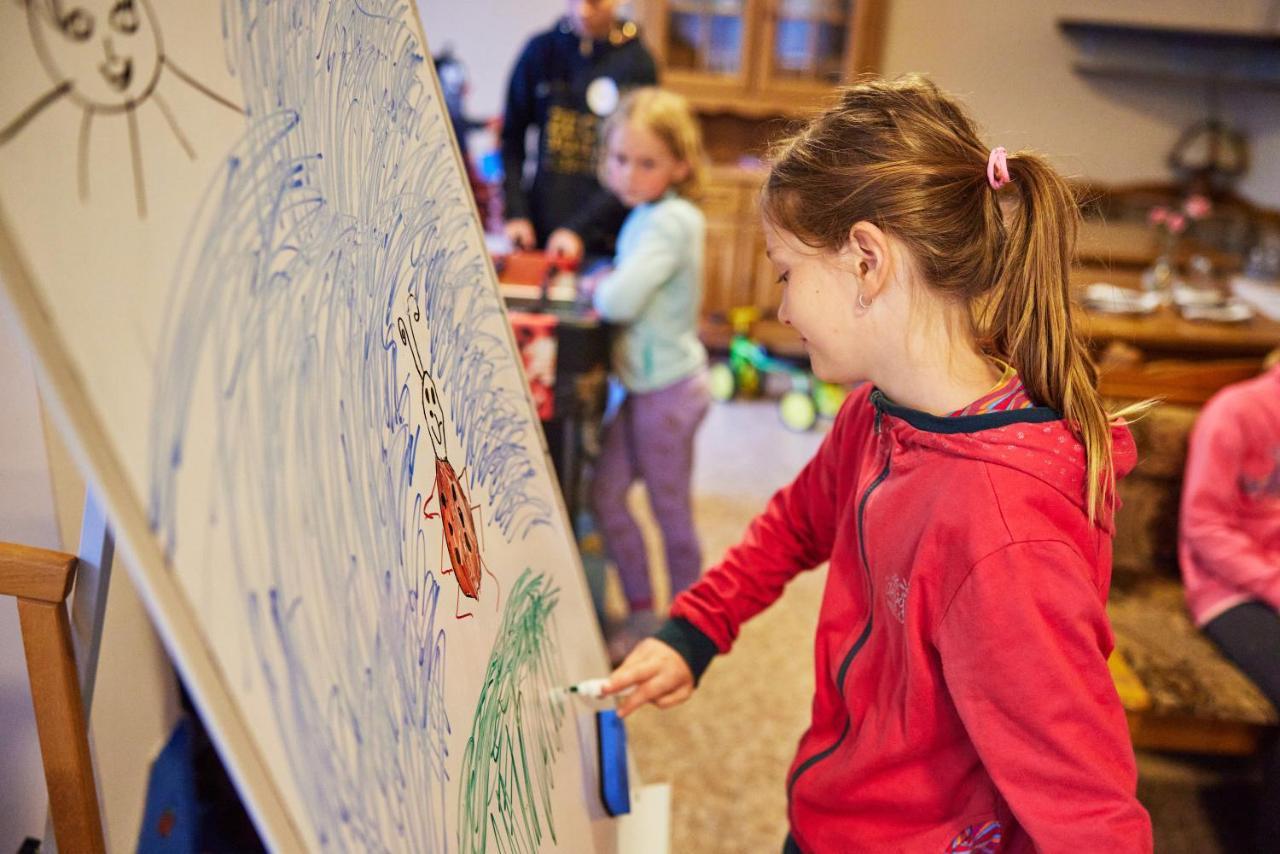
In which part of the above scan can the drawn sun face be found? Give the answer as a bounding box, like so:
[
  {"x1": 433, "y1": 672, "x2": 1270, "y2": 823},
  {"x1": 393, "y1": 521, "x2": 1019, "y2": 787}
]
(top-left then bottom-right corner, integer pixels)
[{"x1": 28, "y1": 0, "x2": 163, "y2": 111}]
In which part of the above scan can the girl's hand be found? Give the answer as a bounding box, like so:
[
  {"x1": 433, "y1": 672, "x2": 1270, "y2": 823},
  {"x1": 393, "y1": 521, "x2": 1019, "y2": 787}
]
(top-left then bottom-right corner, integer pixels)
[
  {"x1": 504, "y1": 218, "x2": 536, "y2": 251},
  {"x1": 545, "y1": 228, "x2": 584, "y2": 263},
  {"x1": 603, "y1": 638, "x2": 694, "y2": 718}
]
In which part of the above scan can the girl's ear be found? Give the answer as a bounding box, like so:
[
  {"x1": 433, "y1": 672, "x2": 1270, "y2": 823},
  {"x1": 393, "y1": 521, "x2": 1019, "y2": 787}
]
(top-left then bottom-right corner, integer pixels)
[
  {"x1": 846, "y1": 221, "x2": 893, "y2": 300},
  {"x1": 673, "y1": 159, "x2": 691, "y2": 186}
]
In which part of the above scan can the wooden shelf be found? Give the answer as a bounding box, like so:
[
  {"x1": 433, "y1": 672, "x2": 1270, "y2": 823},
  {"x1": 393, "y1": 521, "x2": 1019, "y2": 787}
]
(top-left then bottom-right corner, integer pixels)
[{"x1": 1059, "y1": 18, "x2": 1280, "y2": 90}]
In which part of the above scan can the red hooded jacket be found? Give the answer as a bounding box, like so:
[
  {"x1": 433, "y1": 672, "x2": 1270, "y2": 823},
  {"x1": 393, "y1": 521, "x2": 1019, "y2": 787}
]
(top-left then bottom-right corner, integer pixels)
[{"x1": 655, "y1": 385, "x2": 1152, "y2": 852}]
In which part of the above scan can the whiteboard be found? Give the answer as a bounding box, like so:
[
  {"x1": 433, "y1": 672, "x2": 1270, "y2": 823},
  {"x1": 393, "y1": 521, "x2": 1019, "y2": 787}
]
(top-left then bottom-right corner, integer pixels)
[{"x1": 0, "y1": 1, "x2": 614, "y2": 850}]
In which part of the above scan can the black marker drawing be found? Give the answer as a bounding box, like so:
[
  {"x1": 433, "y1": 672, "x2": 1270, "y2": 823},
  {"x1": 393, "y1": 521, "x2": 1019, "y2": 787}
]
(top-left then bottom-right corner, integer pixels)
[
  {"x1": 398, "y1": 292, "x2": 501, "y2": 621},
  {"x1": 0, "y1": 0, "x2": 243, "y2": 216}
]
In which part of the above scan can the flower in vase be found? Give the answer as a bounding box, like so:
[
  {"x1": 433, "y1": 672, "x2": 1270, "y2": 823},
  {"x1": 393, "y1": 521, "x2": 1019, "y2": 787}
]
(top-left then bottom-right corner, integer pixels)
[
  {"x1": 1148, "y1": 205, "x2": 1188, "y2": 236},
  {"x1": 1141, "y1": 195, "x2": 1214, "y2": 299},
  {"x1": 1183, "y1": 194, "x2": 1212, "y2": 220},
  {"x1": 1148, "y1": 195, "x2": 1210, "y2": 237}
]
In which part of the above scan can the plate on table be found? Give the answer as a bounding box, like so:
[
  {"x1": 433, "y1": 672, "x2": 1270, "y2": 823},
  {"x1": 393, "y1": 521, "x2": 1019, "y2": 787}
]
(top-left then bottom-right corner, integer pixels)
[
  {"x1": 1171, "y1": 283, "x2": 1225, "y2": 309},
  {"x1": 1082, "y1": 283, "x2": 1162, "y2": 315},
  {"x1": 1179, "y1": 300, "x2": 1256, "y2": 324}
]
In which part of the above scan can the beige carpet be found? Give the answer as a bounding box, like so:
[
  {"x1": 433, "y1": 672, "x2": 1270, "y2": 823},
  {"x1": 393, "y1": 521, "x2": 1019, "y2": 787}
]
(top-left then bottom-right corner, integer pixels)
[
  {"x1": 608, "y1": 398, "x2": 1260, "y2": 853},
  {"x1": 604, "y1": 399, "x2": 823, "y2": 853}
]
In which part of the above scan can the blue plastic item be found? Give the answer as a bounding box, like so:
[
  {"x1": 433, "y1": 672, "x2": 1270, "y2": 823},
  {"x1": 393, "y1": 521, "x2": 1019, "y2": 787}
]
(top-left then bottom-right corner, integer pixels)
[{"x1": 597, "y1": 709, "x2": 631, "y2": 816}]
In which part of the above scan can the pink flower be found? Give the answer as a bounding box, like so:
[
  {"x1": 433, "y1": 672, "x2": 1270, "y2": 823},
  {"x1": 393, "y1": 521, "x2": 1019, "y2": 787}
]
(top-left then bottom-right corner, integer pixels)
[
  {"x1": 1148, "y1": 206, "x2": 1169, "y2": 226},
  {"x1": 1183, "y1": 194, "x2": 1212, "y2": 219},
  {"x1": 1166, "y1": 212, "x2": 1187, "y2": 234}
]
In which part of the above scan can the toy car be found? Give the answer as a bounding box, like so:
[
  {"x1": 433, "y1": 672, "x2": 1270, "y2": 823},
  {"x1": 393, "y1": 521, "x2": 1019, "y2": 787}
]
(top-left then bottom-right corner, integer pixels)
[{"x1": 707, "y1": 307, "x2": 848, "y2": 432}]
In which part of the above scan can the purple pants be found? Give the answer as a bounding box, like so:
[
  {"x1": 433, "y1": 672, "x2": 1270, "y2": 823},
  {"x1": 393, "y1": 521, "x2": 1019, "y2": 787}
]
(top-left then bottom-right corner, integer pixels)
[{"x1": 591, "y1": 371, "x2": 710, "y2": 611}]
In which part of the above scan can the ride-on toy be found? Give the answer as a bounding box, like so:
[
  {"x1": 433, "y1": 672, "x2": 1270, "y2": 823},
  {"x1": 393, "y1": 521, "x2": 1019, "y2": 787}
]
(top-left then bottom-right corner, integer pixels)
[{"x1": 707, "y1": 307, "x2": 847, "y2": 431}]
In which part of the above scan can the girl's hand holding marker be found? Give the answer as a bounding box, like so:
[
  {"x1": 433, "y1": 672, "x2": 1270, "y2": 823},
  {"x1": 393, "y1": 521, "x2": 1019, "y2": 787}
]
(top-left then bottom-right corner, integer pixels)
[
  {"x1": 601, "y1": 638, "x2": 694, "y2": 718},
  {"x1": 566, "y1": 640, "x2": 693, "y2": 718}
]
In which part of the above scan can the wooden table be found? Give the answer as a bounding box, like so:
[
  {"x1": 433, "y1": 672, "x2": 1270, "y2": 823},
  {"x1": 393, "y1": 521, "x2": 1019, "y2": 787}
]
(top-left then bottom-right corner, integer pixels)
[{"x1": 1073, "y1": 267, "x2": 1280, "y2": 358}]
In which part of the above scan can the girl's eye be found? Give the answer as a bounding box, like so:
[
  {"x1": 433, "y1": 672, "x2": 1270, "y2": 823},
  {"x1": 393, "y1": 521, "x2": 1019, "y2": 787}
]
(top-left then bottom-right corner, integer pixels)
[
  {"x1": 60, "y1": 8, "x2": 94, "y2": 40},
  {"x1": 639, "y1": 159, "x2": 655, "y2": 170},
  {"x1": 775, "y1": 272, "x2": 790, "y2": 285},
  {"x1": 110, "y1": 0, "x2": 139, "y2": 34}
]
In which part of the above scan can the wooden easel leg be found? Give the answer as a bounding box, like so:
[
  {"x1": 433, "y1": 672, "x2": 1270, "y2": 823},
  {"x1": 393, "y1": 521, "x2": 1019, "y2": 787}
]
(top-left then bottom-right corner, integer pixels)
[{"x1": 17, "y1": 597, "x2": 106, "y2": 854}]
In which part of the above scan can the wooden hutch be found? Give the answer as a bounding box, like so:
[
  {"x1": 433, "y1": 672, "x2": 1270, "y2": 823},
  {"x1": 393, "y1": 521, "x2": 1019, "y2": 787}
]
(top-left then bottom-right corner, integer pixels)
[{"x1": 634, "y1": 0, "x2": 887, "y2": 354}]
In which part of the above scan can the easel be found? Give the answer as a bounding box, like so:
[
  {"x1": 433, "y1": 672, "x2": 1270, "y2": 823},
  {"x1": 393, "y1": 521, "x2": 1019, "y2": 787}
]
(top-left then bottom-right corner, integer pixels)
[{"x1": 1, "y1": 490, "x2": 115, "y2": 853}]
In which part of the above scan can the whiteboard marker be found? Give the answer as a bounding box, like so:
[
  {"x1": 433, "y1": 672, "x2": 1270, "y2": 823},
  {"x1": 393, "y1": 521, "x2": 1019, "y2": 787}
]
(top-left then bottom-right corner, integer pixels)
[{"x1": 566, "y1": 678, "x2": 634, "y2": 699}]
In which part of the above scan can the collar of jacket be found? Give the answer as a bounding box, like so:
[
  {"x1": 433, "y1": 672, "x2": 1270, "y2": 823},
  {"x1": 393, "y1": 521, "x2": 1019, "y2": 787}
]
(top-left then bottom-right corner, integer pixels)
[{"x1": 869, "y1": 387, "x2": 1061, "y2": 434}]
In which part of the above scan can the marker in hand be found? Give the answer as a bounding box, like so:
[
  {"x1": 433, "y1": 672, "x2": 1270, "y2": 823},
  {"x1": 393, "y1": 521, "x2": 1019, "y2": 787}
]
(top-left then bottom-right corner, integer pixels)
[{"x1": 566, "y1": 678, "x2": 634, "y2": 699}]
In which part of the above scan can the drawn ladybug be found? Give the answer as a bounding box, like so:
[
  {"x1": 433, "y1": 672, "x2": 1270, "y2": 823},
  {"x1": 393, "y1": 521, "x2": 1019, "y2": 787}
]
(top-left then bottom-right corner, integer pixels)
[{"x1": 397, "y1": 294, "x2": 498, "y2": 619}]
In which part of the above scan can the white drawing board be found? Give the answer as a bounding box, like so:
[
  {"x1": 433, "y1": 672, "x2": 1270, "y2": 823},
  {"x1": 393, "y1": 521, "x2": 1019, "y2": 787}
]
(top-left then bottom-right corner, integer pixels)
[{"x1": 0, "y1": 1, "x2": 615, "y2": 849}]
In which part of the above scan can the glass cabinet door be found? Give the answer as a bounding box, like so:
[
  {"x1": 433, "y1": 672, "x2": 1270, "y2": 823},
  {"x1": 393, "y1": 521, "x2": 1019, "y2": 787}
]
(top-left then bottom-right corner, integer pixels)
[
  {"x1": 664, "y1": 0, "x2": 747, "y2": 78},
  {"x1": 768, "y1": 0, "x2": 851, "y2": 85}
]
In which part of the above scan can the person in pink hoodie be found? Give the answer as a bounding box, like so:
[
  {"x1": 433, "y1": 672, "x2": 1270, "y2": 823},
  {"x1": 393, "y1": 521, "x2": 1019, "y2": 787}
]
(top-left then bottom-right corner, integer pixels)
[
  {"x1": 601, "y1": 75, "x2": 1153, "y2": 851},
  {"x1": 1180, "y1": 357, "x2": 1280, "y2": 852}
]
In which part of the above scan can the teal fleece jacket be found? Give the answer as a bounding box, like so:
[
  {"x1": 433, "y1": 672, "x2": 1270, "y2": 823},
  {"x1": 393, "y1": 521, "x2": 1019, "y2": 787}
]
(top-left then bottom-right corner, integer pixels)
[{"x1": 592, "y1": 193, "x2": 707, "y2": 392}]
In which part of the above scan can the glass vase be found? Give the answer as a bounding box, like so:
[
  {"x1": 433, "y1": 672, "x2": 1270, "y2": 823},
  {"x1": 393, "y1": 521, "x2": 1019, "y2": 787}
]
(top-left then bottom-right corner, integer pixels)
[{"x1": 1140, "y1": 233, "x2": 1178, "y2": 304}]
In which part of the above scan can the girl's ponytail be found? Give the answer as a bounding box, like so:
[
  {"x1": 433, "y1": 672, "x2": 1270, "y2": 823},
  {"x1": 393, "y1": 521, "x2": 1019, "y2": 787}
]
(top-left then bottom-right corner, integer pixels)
[{"x1": 979, "y1": 153, "x2": 1114, "y2": 522}]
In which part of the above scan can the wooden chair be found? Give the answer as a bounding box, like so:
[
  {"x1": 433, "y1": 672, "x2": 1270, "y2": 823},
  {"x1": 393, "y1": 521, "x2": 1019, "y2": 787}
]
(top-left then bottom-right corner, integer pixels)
[
  {"x1": 1102, "y1": 369, "x2": 1278, "y2": 755},
  {"x1": 0, "y1": 542, "x2": 106, "y2": 853},
  {"x1": 1098, "y1": 354, "x2": 1264, "y2": 406}
]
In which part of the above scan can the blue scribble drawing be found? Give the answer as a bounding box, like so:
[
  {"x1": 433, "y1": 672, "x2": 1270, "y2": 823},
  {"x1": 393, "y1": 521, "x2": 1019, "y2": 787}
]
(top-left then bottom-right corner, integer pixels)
[
  {"x1": 458, "y1": 570, "x2": 567, "y2": 854},
  {"x1": 144, "y1": 0, "x2": 554, "y2": 848}
]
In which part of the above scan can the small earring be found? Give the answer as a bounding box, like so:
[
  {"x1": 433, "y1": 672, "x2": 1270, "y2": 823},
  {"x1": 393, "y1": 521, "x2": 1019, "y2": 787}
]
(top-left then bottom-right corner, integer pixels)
[{"x1": 857, "y1": 292, "x2": 872, "y2": 309}]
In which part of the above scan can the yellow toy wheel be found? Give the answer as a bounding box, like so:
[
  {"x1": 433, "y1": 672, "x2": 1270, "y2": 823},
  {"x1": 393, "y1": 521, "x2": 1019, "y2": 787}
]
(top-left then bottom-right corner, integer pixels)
[
  {"x1": 814, "y1": 381, "x2": 848, "y2": 418},
  {"x1": 737, "y1": 363, "x2": 762, "y2": 398},
  {"x1": 779, "y1": 390, "x2": 817, "y2": 432},
  {"x1": 708, "y1": 362, "x2": 736, "y2": 401}
]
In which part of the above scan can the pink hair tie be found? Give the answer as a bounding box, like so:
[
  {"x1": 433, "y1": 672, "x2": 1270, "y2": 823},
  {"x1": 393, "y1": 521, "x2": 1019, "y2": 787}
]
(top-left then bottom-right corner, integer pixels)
[{"x1": 986, "y1": 146, "x2": 1011, "y2": 190}]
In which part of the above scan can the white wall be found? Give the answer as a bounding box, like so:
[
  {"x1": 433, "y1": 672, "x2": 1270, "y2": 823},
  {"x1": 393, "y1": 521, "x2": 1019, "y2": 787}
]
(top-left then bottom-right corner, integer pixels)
[
  {"x1": 1, "y1": 293, "x2": 180, "y2": 851},
  {"x1": 0, "y1": 297, "x2": 61, "y2": 850},
  {"x1": 420, "y1": 0, "x2": 1280, "y2": 206},
  {"x1": 418, "y1": 0, "x2": 566, "y2": 120},
  {"x1": 879, "y1": 0, "x2": 1280, "y2": 206}
]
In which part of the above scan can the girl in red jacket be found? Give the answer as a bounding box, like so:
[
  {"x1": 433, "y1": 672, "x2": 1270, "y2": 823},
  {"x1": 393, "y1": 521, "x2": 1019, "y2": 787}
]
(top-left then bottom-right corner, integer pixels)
[{"x1": 603, "y1": 76, "x2": 1153, "y2": 852}]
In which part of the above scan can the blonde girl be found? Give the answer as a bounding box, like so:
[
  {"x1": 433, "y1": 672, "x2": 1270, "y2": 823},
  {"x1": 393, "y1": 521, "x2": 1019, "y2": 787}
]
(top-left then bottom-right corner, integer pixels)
[
  {"x1": 588, "y1": 87, "x2": 711, "y2": 663},
  {"x1": 605, "y1": 76, "x2": 1153, "y2": 851}
]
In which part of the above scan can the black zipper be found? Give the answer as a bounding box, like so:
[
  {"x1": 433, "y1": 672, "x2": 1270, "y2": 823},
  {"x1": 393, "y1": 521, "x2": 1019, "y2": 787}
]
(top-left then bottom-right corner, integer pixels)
[{"x1": 787, "y1": 409, "x2": 892, "y2": 799}]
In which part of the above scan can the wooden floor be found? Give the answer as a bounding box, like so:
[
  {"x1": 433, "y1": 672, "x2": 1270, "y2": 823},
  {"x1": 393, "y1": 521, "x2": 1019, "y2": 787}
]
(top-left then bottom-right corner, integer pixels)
[{"x1": 615, "y1": 398, "x2": 1263, "y2": 853}]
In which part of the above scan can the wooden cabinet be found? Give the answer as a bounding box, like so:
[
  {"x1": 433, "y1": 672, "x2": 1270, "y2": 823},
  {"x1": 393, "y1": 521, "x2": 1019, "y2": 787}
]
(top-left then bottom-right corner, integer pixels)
[
  {"x1": 702, "y1": 166, "x2": 765, "y2": 319},
  {"x1": 699, "y1": 165, "x2": 808, "y2": 354},
  {"x1": 701, "y1": 179, "x2": 748, "y2": 317},
  {"x1": 639, "y1": 0, "x2": 885, "y2": 116},
  {"x1": 644, "y1": 1, "x2": 887, "y2": 353}
]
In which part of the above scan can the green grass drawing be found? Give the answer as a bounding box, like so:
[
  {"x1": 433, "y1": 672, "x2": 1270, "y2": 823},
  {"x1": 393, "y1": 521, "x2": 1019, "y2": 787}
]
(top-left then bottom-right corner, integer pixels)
[{"x1": 458, "y1": 568, "x2": 567, "y2": 854}]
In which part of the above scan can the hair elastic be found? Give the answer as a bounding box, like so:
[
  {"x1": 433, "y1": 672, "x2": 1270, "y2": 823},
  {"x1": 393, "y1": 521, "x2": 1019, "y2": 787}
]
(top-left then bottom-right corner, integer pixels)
[{"x1": 986, "y1": 146, "x2": 1011, "y2": 190}]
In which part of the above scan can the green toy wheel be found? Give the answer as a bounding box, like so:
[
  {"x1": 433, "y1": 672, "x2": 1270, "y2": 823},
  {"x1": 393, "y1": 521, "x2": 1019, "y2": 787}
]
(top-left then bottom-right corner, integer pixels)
[
  {"x1": 779, "y1": 389, "x2": 817, "y2": 432},
  {"x1": 708, "y1": 362, "x2": 736, "y2": 401}
]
